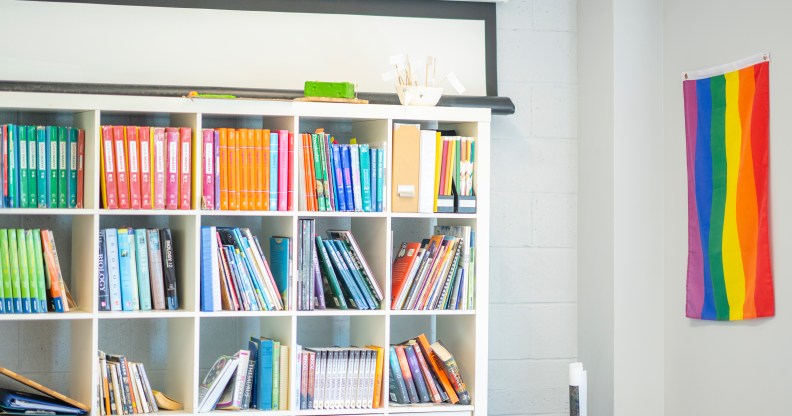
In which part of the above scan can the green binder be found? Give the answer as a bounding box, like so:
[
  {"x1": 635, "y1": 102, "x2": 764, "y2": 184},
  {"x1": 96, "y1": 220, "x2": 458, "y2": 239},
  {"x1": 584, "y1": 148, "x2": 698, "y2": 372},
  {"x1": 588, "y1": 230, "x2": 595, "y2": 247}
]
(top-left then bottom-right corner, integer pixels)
[
  {"x1": 58, "y1": 127, "x2": 68, "y2": 208},
  {"x1": 359, "y1": 144, "x2": 372, "y2": 212},
  {"x1": 8, "y1": 229, "x2": 23, "y2": 313},
  {"x1": 24, "y1": 230, "x2": 39, "y2": 312},
  {"x1": 48, "y1": 126, "x2": 58, "y2": 208},
  {"x1": 36, "y1": 127, "x2": 47, "y2": 208},
  {"x1": 0, "y1": 230, "x2": 13, "y2": 312},
  {"x1": 32, "y1": 230, "x2": 47, "y2": 313},
  {"x1": 68, "y1": 128, "x2": 78, "y2": 208}
]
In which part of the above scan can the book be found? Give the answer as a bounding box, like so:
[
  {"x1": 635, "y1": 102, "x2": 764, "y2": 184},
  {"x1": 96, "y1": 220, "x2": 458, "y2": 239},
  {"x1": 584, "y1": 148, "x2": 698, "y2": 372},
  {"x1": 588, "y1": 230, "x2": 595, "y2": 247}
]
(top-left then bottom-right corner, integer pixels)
[
  {"x1": 18, "y1": 126, "x2": 28, "y2": 208},
  {"x1": 117, "y1": 228, "x2": 136, "y2": 311},
  {"x1": 100, "y1": 126, "x2": 118, "y2": 209},
  {"x1": 159, "y1": 228, "x2": 178, "y2": 310},
  {"x1": 366, "y1": 345, "x2": 384, "y2": 408},
  {"x1": 179, "y1": 127, "x2": 192, "y2": 210},
  {"x1": 288, "y1": 132, "x2": 295, "y2": 211},
  {"x1": 350, "y1": 144, "x2": 362, "y2": 211},
  {"x1": 112, "y1": 126, "x2": 129, "y2": 209},
  {"x1": 134, "y1": 229, "x2": 153, "y2": 311},
  {"x1": 165, "y1": 128, "x2": 179, "y2": 210},
  {"x1": 202, "y1": 129, "x2": 215, "y2": 209},
  {"x1": 198, "y1": 355, "x2": 239, "y2": 412},
  {"x1": 36, "y1": 127, "x2": 47, "y2": 208},
  {"x1": 388, "y1": 346, "x2": 409, "y2": 404},
  {"x1": 126, "y1": 126, "x2": 141, "y2": 209},
  {"x1": 76, "y1": 129, "x2": 85, "y2": 208},
  {"x1": 430, "y1": 341, "x2": 470, "y2": 405},
  {"x1": 359, "y1": 144, "x2": 372, "y2": 212},
  {"x1": 418, "y1": 130, "x2": 437, "y2": 213},
  {"x1": 152, "y1": 127, "x2": 166, "y2": 209},
  {"x1": 214, "y1": 130, "x2": 220, "y2": 210},
  {"x1": 201, "y1": 226, "x2": 220, "y2": 312},
  {"x1": 403, "y1": 345, "x2": 431, "y2": 402},
  {"x1": 146, "y1": 229, "x2": 167, "y2": 310},
  {"x1": 415, "y1": 334, "x2": 458, "y2": 404},
  {"x1": 31, "y1": 230, "x2": 47, "y2": 313},
  {"x1": 0, "y1": 367, "x2": 90, "y2": 412},
  {"x1": 269, "y1": 131, "x2": 278, "y2": 211},
  {"x1": 278, "y1": 130, "x2": 288, "y2": 211},
  {"x1": 23, "y1": 230, "x2": 40, "y2": 313},
  {"x1": 104, "y1": 229, "x2": 122, "y2": 312},
  {"x1": 216, "y1": 349, "x2": 250, "y2": 410},
  {"x1": 269, "y1": 236, "x2": 290, "y2": 308},
  {"x1": 27, "y1": 126, "x2": 38, "y2": 208},
  {"x1": 219, "y1": 128, "x2": 229, "y2": 210},
  {"x1": 98, "y1": 229, "x2": 109, "y2": 311}
]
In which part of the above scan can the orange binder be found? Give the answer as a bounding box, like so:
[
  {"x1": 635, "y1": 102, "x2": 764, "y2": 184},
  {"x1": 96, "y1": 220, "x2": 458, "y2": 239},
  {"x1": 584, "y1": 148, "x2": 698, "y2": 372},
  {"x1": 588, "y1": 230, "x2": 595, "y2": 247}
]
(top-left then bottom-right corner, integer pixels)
[
  {"x1": 262, "y1": 129, "x2": 270, "y2": 211},
  {"x1": 239, "y1": 129, "x2": 250, "y2": 210},
  {"x1": 254, "y1": 129, "x2": 264, "y2": 211}
]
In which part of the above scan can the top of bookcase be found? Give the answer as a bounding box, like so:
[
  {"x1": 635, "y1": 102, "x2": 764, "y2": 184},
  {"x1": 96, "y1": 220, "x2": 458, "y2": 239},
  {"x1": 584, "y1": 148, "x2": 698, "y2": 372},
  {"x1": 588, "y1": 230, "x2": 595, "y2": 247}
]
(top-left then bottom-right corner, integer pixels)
[{"x1": 0, "y1": 91, "x2": 492, "y2": 123}]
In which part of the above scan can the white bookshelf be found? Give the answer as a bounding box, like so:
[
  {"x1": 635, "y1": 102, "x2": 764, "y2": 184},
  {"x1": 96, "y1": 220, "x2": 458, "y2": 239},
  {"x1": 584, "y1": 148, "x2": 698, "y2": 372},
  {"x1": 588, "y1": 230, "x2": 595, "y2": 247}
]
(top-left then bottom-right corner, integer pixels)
[{"x1": 0, "y1": 91, "x2": 490, "y2": 416}]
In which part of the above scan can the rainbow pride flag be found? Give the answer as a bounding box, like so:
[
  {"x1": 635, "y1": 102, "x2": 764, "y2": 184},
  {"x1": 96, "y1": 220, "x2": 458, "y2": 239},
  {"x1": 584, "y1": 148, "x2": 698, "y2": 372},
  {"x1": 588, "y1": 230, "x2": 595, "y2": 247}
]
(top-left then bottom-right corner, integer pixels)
[{"x1": 684, "y1": 54, "x2": 774, "y2": 321}]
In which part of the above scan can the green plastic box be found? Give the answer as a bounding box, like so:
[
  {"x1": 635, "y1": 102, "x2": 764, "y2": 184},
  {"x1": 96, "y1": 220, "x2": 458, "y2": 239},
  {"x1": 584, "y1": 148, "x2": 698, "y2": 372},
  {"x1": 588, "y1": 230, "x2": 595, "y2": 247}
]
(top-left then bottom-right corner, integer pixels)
[{"x1": 304, "y1": 81, "x2": 356, "y2": 99}]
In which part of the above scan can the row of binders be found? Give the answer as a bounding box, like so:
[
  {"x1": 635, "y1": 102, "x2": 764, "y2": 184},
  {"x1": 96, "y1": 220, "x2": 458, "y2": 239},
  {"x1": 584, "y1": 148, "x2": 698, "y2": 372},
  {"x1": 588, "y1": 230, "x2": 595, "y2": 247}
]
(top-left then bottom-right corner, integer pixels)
[
  {"x1": 297, "y1": 220, "x2": 384, "y2": 310},
  {"x1": 201, "y1": 128, "x2": 294, "y2": 211},
  {"x1": 0, "y1": 125, "x2": 85, "y2": 209},
  {"x1": 199, "y1": 337, "x2": 289, "y2": 412},
  {"x1": 297, "y1": 345, "x2": 384, "y2": 410},
  {"x1": 390, "y1": 334, "x2": 470, "y2": 406},
  {"x1": 98, "y1": 228, "x2": 178, "y2": 311},
  {"x1": 98, "y1": 352, "x2": 158, "y2": 415},
  {"x1": 300, "y1": 131, "x2": 385, "y2": 212},
  {"x1": 200, "y1": 226, "x2": 288, "y2": 312},
  {"x1": 0, "y1": 229, "x2": 74, "y2": 313},
  {"x1": 100, "y1": 126, "x2": 192, "y2": 210},
  {"x1": 391, "y1": 225, "x2": 475, "y2": 310},
  {"x1": 392, "y1": 124, "x2": 476, "y2": 214}
]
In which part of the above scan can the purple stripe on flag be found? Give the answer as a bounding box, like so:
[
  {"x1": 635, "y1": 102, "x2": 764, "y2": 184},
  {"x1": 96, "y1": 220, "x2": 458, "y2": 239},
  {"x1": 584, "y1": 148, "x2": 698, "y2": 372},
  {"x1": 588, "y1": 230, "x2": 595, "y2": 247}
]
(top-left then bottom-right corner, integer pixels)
[{"x1": 684, "y1": 80, "x2": 705, "y2": 318}]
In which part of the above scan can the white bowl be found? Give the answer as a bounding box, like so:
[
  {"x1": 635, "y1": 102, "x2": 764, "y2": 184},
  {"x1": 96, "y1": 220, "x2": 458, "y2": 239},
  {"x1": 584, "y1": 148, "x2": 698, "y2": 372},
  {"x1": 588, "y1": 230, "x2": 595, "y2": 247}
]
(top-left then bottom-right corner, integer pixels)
[{"x1": 396, "y1": 85, "x2": 443, "y2": 106}]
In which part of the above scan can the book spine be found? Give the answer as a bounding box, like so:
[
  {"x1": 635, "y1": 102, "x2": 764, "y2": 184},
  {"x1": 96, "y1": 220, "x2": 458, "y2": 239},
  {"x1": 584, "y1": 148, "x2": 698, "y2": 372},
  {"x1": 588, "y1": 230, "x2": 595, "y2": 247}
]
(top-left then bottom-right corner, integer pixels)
[
  {"x1": 416, "y1": 334, "x2": 458, "y2": 403},
  {"x1": 1, "y1": 125, "x2": 8, "y2": 208},
  {"x1": 165, "y1": 128, "x2": 179, "y2": 209},
  {"x1": 36, "y1": 127, "x2": 47, "y2": 208},
  {"x1": 307, "y1": 351, "x2": 316, "y2": 410},
  {"x1": 48, "y1": 126, "x2": 58, "y2": 208},
  {"x1": 350, "y1": 145, "x2": 362, "y2": 212},
  {"x1": 239, "y1": 129, "x2": 250, "y2": 211},
  {"x1": 376, "y1": 146, "x2": 385, "y2": 212},
  {"x1": 27, "y1": 126, "x2": 37, "y2": 208},
  {"x1": 331, "y1": 145, "x2": 347, "y2": 211},
  {"x1": 98, "y1": 229, "x2": 110, "y2": 311},
  {"x1": 32, "y1": 230, "x2": 47, "y2": 313},
  {"x1": 242, "y1": 355, "x2": 256, "y2": 409},
  {"x1": 278, "y1": 130, "x2": 288, "y2": 211},
  {"x1": 179, "y1": 127, "x2": 192, "y2": 210},
  {"x1": 404, "y1": 345, "x2": 431, "y2": 402},
  {"x1": 359, "y1": 144, "x2": 372, "y2": 212},
  {"x1": 138, "y1": 127, "x2": 151, "y2": 209},
  {"x1": 66, "y1": 128, "x2": 76, "y2": 208},
  {"x1": 311, "y1": 246, "x2": 326, "y2": 309},
  {"x1": 15, "y1": 229, "x2": 30, "y2": 313},
  {"x1": 288, "y1": 132, "x2": 295, "y2": 211},
  {"x1": 7, "y1": 125, "x2": 16, "y2": 208},
  {"x1": 233, "y1": 350, "x2": 250, "y2": 408},
  {"x1": 300, "y1": 349, "x2": 308, "y2": 409},
  {"x1": 160, "y1": 228, "x2": 178, "y2": 310},
  {"x1": 388, "y1": 347, "x2": 410, "y2": 404},
  {"x1": 370, "y1": 148, "x2": 378, "y2": 212},
  {"x1": 104, "y1": 229, "x2": 122, "y2": 311},
  {"x1": 231, "y1": 129, "x2": 240, "y2": 210},
  {"x1": 24, "y1": 230, "x2": 39, "y2": 313},
  {"x1": 147, "y1": 229, "x2": 166, "y2": 310},
  {"x1": 214, "y1": 130, "x2": 220, "y2": 210},
  {"x1": 259, "y1": 339, "x2": 274, "y2": 409},
  {"x1": 269, "y1": 131, "x2": 278, "y2": 211},
  {"x1": 200, "y1": 226, "x2": 214, "y2": 312},
  {"x1": 341, "y1": 145, "x2": 355, "y2": 211},
  {"x1": 318, "y1": 134, "x2": 333, "y2": 212},
  {"x1": 394, "y1": 346, "x2": 419, "y2": 403},
  {"x1": 262, "y1": 130, "x2": 270, "y2": 210},
  {"x1": 76, "y1": 129, "x2": 85, "y2": 208},
  {"x1": 126, "y1": 127, "x2": 141, "y2": 209},
  {"x1": 410, "y1": 342, "x2": 442, "y2": 402},
  {"x1": 134, "y1": 229, "x2": 152, "y2": 311},
  {"x1": 152, "y1": 128, "x2": 166, "y2": 209},
  {"x1": 272, "y1": 342, "x2": 281, "y2": 410},
  {"x1": 18, "y1": 126, "x2": 28, "y2": 208},
  {"x1": 370, "y1": 347, "x2": 384, "y2": 408},
  {"x1": 0, "y1": 230, "x2": 17, "y2": 312},
  {"x1": 254, "y1": 129, "x2": 264, "y2": 211},
  {"x1": 310, "y1": 134, "x2": 325, "y2": 211},
  {"x1": 112, "y1": 126, "x2": 128, "y2": 209},
  {"x1": 117, "y1": 228, "x2": 135, "y2": 311},
  {"x1": 279, "y1": 345, "x2": 290, "y2": 410},
  {"x1": 202, "y1": 129, "x2": 215, "y2": 210}
]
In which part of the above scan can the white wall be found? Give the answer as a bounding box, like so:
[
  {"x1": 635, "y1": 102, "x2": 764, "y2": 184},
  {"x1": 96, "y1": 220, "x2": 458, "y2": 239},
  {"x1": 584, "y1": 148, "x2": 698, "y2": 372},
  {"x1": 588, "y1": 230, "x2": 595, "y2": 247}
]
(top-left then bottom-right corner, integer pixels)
[
  {"x1": 0, "y1": 0, "x2": 487, "y2": 94},
  {"x1": 663, "y1": 1, "x2": 792, "y2": 415},
  {"x1": 578, "y1": 0, "x2": 664, "y2": 414},
  {"x1": 489, "y1": 1, "x2": 578, "y2": 415}
]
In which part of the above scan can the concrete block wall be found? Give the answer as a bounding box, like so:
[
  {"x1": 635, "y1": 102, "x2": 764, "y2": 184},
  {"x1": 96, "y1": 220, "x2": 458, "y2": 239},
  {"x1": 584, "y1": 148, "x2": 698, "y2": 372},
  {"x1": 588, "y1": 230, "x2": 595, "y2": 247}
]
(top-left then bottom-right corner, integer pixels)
[{"x1": 490, "y1": 1, "x2": 578, "y2": 415}]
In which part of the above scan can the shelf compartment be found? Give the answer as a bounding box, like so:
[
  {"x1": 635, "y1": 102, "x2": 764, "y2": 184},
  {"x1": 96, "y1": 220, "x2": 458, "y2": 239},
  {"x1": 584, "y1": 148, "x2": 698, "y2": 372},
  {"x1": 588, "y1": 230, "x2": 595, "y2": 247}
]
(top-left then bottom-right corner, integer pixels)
[
  {"x1": 0, "y1": 319, "x2": 94, "y2": 409},
  {"x1": 298, "y1": 216, "x2": 388, "y2": 313},
  {"x1": 388, "y1": 315, "x2": 476, "y2": 409},
  {"x1": 99, "y1": 316, "x2": 198, "y2": 413},
  {"x1": 296, "y1": 118, "x2": 389, "y2": 215},
  {"x1": 99, "y1": 215, "x2": 198, "y2": 313},
  {"x1": 390, "y1": 218, "x2": 477, "y2": 312},
  {"x1": 198, "y1": 315, "x2": 293, "y2": 411}
]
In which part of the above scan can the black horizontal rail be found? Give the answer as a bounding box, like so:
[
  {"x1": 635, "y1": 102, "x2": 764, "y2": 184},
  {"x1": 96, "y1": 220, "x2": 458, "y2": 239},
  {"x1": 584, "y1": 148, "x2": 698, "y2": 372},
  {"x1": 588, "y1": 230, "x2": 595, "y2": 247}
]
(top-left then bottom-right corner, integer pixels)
[{"x1": 0, "y1": 81, "x2": 516, "y2": 116}]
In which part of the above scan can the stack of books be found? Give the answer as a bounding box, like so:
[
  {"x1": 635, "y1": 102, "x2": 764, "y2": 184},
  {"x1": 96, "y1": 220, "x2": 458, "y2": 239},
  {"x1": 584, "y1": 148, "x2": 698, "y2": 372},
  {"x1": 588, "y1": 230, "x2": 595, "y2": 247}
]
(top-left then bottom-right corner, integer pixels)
[
  {"x1": 391, "y1": 225, "x2": 475, "y2": 310},
  {"x1": 201, "y1": 128, "x2": 294, "y2": 211},
  {"x1": 199, "y1": 337, "x2": 289, "y2": 412},
  {"x1": 297, "y1": 220, "x2": 383, "y2": 310},
  {"x1": 0, "y1": 368, "x2": 89, "y2": 415},
  {"x1": 100, "y1": 126, "x2": 192, "y2": 210},
  {"x1": 296, "y1": 345, "x2": 384, "y2": 410},
  {"x1": 199, "y1": 226, "x2": 288, "y2": 312},
  {"x1": 0, "y1": 229, "x2": 74, "y2": 314},
  {"x1": 98, "y1": 351, "x2": 158, "y2": 415},
  {"x1": 389, "y1": 334, "x2": 470, "y2": 406},
  {"x1": 98, "y1": 228, "x2": 178, "y2": 311},
  {"x1": 299, "y1": 131, "x2": 385, "y2": 212},
  {"x1": 0, "y1": 125, "x2": 85, "y2": 209},
  {"x1": 392, "y1": 124, "x2": 476, "y2": 214}
]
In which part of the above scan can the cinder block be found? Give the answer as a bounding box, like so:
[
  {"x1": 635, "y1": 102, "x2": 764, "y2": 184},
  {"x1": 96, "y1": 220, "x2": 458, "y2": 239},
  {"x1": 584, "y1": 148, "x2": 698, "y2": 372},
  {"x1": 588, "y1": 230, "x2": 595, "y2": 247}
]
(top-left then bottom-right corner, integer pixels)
[
  {"x1": 490, "y1": 247, "x2": 577, "y2": 303},
  {"x1": 534, "y1": 0, "x2": 577, "y2": 32},
  {"x1": 489, "y1": 304, "x2": 577, "y2": 360},
  {"x1": 533, "y1": 194, "x2": 577, "y2": 248},
  {"x1": 491, "y1": 192, "x2": 533, "y2": 248},
  {"x1": 533, "y1": 86, "x2": 578, "y2": 139},
  {"x1": 492, "y1": 138, "x2": 577, "y2": 194},
  {"x1": 497, "y1": 0, "x2": 533, "y2": 30},
  {"x1": 498, "y1": 29, "x2": 577, "y2": 84}
]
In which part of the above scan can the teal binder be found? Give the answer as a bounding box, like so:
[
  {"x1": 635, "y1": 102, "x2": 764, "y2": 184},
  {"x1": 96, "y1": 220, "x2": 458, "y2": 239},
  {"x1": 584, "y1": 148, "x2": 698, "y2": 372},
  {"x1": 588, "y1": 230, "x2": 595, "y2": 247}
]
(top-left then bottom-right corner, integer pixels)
[
  {"x1": 359, "y1": 144, "x2": 372, "y2": 212},
  {"x1": 36, "y1": 127, "x2": 47, "y2": 208},
  {"x1": 26, "y1": 125, "x2": 37, "y2": 208},
  {"x1": 68, "y1": 128, "x2": 78, "y2": 208},
  {"x1": 18, "y1": 126, "x2": 28, "y2": 208}
]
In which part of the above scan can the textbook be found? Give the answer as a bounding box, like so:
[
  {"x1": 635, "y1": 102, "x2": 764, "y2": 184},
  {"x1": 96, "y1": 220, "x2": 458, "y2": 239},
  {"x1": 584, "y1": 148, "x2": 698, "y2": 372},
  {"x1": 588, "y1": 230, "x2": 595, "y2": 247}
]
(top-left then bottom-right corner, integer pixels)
[{"x1": 297, "y1": 345, "x2": 382, "y2": 410}]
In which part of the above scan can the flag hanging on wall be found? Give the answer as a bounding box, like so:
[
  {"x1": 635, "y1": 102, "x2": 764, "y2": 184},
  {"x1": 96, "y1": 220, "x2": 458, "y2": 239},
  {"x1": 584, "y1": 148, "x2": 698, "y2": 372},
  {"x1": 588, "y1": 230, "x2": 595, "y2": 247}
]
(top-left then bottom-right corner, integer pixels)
[{"x1": 683, "y1": 53, "x2": 774, "y2": 321}]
